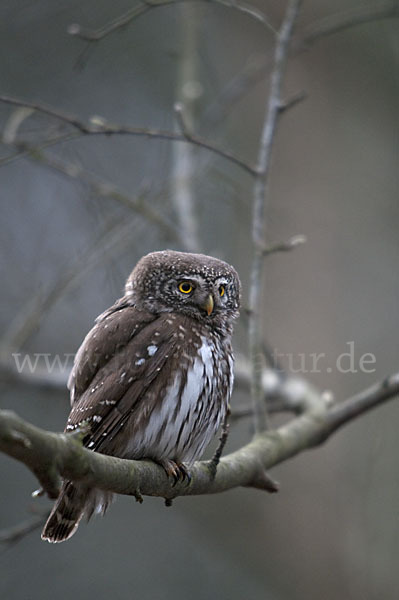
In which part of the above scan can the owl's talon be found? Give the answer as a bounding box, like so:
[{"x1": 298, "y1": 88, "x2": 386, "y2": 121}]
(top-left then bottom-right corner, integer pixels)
[
  {"x1": 177, "y1": 463, "x2": 191, "y2": 485},
  {"x1": 158, "y1": 459, "x2": 191, "y2": 486}
]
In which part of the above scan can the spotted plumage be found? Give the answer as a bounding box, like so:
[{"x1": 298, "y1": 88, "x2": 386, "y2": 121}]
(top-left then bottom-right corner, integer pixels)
[{"x1": 41, "y1": 250, "x2": 241, "y2": 543}]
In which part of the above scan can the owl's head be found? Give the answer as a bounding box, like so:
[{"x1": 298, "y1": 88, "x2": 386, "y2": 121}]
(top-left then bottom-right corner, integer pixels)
[{"x1": 125, "y1": 250, "x2": 241, "y2": 329}]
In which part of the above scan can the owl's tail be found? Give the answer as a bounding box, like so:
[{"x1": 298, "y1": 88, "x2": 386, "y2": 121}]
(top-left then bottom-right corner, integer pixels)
[{"x1": 41, "y1": 481, "x2": 113, "y2": 543}]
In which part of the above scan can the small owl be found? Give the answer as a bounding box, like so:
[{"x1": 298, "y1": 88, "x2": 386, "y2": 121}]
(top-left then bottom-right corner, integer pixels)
[{"x1": 42, "y1": 250, "x2": 241, "y2": 543}]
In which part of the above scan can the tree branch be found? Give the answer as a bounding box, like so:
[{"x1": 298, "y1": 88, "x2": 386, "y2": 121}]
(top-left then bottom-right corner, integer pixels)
[
  {"x1": 297, "y1": 1, "x2": 399, "y2": 52},
  {"x1": 0, "y1": 95, "x2": 257, "y2": 176},
  {"x1": 0, "y1": 513, "x2": 48, "y2": 546},
  {"x1": 262, "y1": 234, "x2": 307, "y2": 257},
  {"x1": 67, "y1": 0, "x2": 275, "y2": 43},
  {"x1": 1, "y1": 373, "x2": 397, "y2": 503},
  {"x1": 0, "y1": 216, "x2": 144, "y2": 353},
  {"x1": 248, "y1": 0, "x2": 302, "y2": 433},
  {"x1": 5, "y1": 143, "x2": 181, "y2": 242},
  {"x1": 321, "y1": 372, "x2": 399, "y2": 437}
]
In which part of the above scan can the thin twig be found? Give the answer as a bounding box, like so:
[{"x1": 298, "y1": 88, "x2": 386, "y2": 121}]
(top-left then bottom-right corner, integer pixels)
[
  {"x1": 208, "y1": 407, "x2": 231, "y2": 478},
  {"x1": 67, "y1": 0, "x2": 276, "y2": 43},
  {"x1": 262, "y1": 234, "x2": 307, "y2": 257},
  {"x1": 297, "y1": 1, "x2": 399, "y2": 52},
  {"x1": 199, "y1": 2, "x2": 398, "y2": 132},
  {"x1": 248, "y1": 0, "x2": 302, "y2": 433},
  {"x1": 0, "y1": 513, "x2": 48, "y2": 546},
  {"x1": 9, "y1": 143, "x2": 180, "y2": 242},
  {"x1": 278, "y1": 91, "x2": 307, "y2": 114},
  {"x1": 246, "y1": 469, "x2": 279, "y2": 492},
  {"x1": 174, "y1": 102, "x2": 190, "y2": 137},
  {"x1": 321, "y1": 373, "x2": 399, "y2": 439},
  {"x1": 202, "y1": 56, "x2": 270, "y2": 130},
  {"x1": 0, "y1": 95, "x2": 256, "y2": 176},
  {"x1": 0, "y1": 95, "x2": 89, "y2": 132},
  {"x1": 0, "y1": 132, "x2": 81, "y2": 168},
  {"x1": 0, "y1": 216, "x2": 141, "y2": 352},
  {"x1": 88, "y1": 122, "x2": 257, "y2": 175}
]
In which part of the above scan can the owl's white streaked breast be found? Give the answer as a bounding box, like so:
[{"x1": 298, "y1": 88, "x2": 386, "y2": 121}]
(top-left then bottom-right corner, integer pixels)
[{"x1": 123, "y1": 337, "x2": 231, "y2": 464}]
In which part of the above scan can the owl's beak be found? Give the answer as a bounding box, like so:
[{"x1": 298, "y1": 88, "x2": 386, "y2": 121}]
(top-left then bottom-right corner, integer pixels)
[{"x1": 202, "y1": 294, "x2": 214, "y2": 316}]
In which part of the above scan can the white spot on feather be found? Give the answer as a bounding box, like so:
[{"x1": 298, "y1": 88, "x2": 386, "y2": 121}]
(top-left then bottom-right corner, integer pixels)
[
  {"x1": 135, "y1": 358, "x2": 145, "y2": 366},
  {"x1": 147, "y1": 345, "x2": 158, "y2": 356}
]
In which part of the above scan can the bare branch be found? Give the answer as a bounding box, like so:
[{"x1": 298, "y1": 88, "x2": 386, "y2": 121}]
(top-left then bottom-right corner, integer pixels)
[
  {"x1": 67, "y1": 4, "x2": 154, "y2": 41},
  {"x1": 0, "y1": 95, "x2": 256, "y2": 176},
  {"x1": 174, "y1": 102, "x2": 190, "y2": 137},
  {"x1": 246, "y1": 469, "x2": 279, "y2": 492},
  {"x1": 8, "y1": 143, "x2": 180, "y2": 242},
  {"x1": 296, "y1": 1, "x2": 399, "y2": 52},
  {"x1": 0, "y1": 513, "x2": 48, "y2": 546},
  {"x1": 202, "y1": 56, "x2": 270, "y2": 129},
  {"x1": 208, "y1": 408, "x2": 231, "y2": 478},
  {"x1": 0, "y1": 216, "x2": 140, "y2": 351},
  {"x1": 248, "y1": 0, "x2": 302, "y2": 433},
  {"x1": 320, "y1": 373, "x2": 399, "y2": 440},
  {"x1": 0, "y1": 95, "x2": 90, "y2": 133},
  {"x1": 262, "y1": 234, "x2": 307, "y2": 257},
  {"x1": 67, "y1": 0, "x2": 276, "y2": 43},
  {"x1": 213, "y1": 0, "x2": 276, "y2": 31},
  {"x1": 0, "y1": 132, "x2": 81, "y2": 168},
  {"x1": 278, "y1": 91, "x2": 307, "y2": 114},
  {"x1": 0, "y1": 373, "x2": 397, "y2": 506}
]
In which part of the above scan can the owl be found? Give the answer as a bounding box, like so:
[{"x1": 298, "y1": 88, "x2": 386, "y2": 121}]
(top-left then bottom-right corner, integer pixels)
[{"x1": 42, "y1": 250, "x2": 241, "y2": 543}]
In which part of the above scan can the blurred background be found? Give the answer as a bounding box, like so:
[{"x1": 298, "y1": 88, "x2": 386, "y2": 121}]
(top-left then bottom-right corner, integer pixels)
[{"x1": 0, "y1": 1, "x2": 398, "y2": 598}]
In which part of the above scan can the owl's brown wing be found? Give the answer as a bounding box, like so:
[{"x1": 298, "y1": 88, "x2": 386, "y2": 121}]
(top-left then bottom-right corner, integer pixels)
[
  {"x1": 66, "y1": 304, "x2": 183, "y2": 455},
  {"x1": 68, "y1": 298, "x2": 154, "y2": 405}
]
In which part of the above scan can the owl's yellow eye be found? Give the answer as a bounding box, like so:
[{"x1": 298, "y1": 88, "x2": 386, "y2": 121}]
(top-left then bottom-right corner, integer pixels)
[
  {"x1": 219, "y1": 285, "x2": 225, "y2": 297},
  {"x1": 178, "y1": 281, "x2": 193, "y2": 294}
]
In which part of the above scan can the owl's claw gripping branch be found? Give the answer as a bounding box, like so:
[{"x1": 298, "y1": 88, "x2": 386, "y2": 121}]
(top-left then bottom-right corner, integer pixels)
[{"x1": 158, "y1": 459, "x2": 192, "y2": 486}]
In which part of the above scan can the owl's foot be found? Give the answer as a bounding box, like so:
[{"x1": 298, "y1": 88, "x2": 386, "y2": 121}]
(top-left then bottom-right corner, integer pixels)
[{"x1": 158, "y1": 459, "x2": 191, "y2": 486}]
